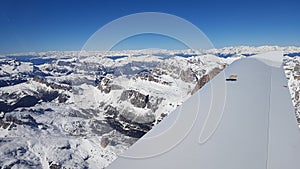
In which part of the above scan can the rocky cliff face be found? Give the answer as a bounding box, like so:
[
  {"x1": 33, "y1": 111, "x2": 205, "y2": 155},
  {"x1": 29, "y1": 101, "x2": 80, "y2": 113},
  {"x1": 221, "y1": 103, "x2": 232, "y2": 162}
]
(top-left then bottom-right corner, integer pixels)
[
  {"x1": 284, "y1": 56, "x2": 300, "y2": 122},
  {"x1": 191, "y1": 67, "x2": 225, "y2": 95}
]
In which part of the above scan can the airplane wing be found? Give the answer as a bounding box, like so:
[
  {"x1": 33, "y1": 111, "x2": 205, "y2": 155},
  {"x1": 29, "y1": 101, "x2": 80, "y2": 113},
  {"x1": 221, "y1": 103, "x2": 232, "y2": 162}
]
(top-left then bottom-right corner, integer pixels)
[{"x1": 106, "y1": 51, "x2": 300, "y2": 169}]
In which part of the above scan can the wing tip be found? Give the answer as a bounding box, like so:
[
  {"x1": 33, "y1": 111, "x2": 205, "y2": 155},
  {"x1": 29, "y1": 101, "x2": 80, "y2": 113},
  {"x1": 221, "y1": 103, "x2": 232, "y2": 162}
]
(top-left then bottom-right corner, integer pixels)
[{"x1": 250, "y1": 51, "x2": 283, "y2": 68}]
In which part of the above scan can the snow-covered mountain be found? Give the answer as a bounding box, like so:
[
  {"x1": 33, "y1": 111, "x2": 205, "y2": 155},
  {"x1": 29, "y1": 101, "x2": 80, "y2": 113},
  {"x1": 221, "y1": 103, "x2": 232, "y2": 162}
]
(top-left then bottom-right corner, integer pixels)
[{"x1": 0, "y1": 46, "x2": 299, "y2": 168}]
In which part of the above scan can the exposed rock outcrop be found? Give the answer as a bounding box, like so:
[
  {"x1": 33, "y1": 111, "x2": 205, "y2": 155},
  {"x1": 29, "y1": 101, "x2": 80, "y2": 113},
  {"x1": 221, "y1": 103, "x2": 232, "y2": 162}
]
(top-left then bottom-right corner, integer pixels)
[
  {"x1": 104, "y1": 105, "x2": 155, "y2": 138},
  {"x1": 120, "y1": 90, "x2": 149, "y2": 108},
  {"x1": 33, "y1": 76, "x2": 72, "y2": 91},
  {"x1": 97, "y1": 76, "x2": 112, "y2": 94},
  {"x1": 191, "y1": 67, "x2": 224, "y2": 95}
]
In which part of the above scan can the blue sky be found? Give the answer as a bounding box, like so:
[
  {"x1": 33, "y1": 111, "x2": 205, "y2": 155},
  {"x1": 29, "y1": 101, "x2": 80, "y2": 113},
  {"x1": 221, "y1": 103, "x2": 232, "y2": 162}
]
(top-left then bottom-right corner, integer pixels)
[{"x1": 0, "y1": 0, "x2": 299, "y2": 54}]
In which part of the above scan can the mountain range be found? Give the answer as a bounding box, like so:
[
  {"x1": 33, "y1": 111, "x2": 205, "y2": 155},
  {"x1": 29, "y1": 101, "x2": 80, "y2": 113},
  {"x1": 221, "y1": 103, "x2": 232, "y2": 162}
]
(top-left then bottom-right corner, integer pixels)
[{"x1": 0, "y1": 46, "x2": 299, "y2": 169}]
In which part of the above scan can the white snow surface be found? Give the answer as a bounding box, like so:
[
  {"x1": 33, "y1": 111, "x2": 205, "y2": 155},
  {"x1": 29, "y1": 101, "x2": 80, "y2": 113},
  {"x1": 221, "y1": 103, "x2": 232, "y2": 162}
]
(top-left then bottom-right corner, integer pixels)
[{"x1": 0, "y1": 46, "x2": 300, "y2": 168}]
